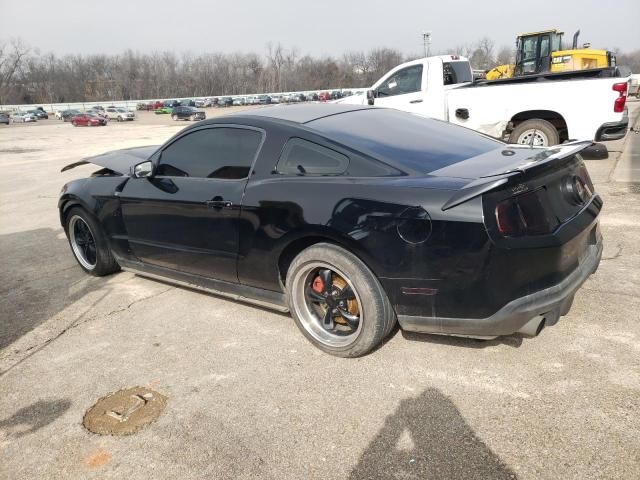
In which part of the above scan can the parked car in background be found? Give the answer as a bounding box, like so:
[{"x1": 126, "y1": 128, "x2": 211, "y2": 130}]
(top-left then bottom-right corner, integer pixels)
[
  {"x1": 86, "y1": 107, "x2": 109, "y2": 119},
  {"x1": 180, "y1": 99, "x2": 196, "y2": 107},
  {"x1": 203, "y1": 98, "x2": 216, "y2": 107},
  {"x1": 219, "y1": 97, "x2": 234, "y2": 107},
  {"x1": 164, "y1": 100, "x2": 180, "y2": 107},
  {"x1": 306, "y1": 92, "x2": 319, "y2": 101},
  {"x1": 194, "y1": 99, "x2": 205, "y2": 107},
  {"x1": 171, "y1": 106, "x2": 206, "y2": 121},
  {"x1": 105, "y1": 107, "x2": 135, "y2": 121},
  {"x1": 0, "y1": 113, "x2": 10, "y2": 125},
  {"x1": 330, "y1": 90, "x2": 343, "y2": 100},
  {"x1": 27, "y1": 109, "x2": 48, "y2": 119},
  {"x1": 318, "y1": 92, "x2": 331, "y2": 101},
  {"x1": 137, "y1": 103, "x2": 148, "y2": 110},
  {"x1": 11, "y1": 111, "x2": 37, "y2": 122},
  {"x1": 60, "y1": 109, "x2": 82, "y2": 122},
  {"x1": 154, "y1": 106, "x2": 173, "y2": 114},
  {"x1": 232, "y1": 97, "x2": 245, "y2": 106},
  {"x1": 270, "y1": 95, "x2": 281, "y2": 104},
  {"x1": 257, "y1": 95, "x2": 271, "y2": 104},
  {"x1": 70, "y1": 113, "x2": 108, "y2": 126}
]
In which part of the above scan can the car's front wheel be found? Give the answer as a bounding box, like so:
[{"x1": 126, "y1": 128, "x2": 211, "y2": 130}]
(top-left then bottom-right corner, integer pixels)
[
  {"x1": 64, "y1": 207, "x2": 120, "y2": 276},
  {"x1": 171, "y1": 114, "x2": 178, "y2": 121},
  {"x1": 286, "y1": 243, "x2": 396, "y2": 357}
]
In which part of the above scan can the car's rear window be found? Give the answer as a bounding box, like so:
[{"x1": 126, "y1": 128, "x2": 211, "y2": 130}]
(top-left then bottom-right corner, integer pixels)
[{"x1": 307, "y1": 108, "x2": 501, "y2": 175}]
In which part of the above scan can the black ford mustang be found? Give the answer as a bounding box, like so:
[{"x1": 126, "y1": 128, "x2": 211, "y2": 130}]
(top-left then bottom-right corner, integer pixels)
[{"x1": 59, "y1": 104, "x2": 603, "y2": 357}]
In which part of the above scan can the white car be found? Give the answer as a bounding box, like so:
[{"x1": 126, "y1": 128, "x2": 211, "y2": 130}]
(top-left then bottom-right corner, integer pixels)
[
  {"x1": 338, "y1": 55, "x2": 630, "y2": 146},
  {"x1": 105, "y1": 107, "x2": 136, "y2": 122},
  {"x1": 10, "y1": 111, "x2": 37, "y2": 123}
]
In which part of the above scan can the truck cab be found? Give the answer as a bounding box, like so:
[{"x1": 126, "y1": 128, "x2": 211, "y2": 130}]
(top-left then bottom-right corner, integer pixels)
[{"x1": 364, "y1": 56, "x2": 472, "y2": 120}]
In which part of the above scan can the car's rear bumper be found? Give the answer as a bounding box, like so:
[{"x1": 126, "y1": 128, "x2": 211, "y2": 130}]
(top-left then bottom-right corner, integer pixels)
[
  {"x1": 398, "y1": 238, "x2": 602, "y2": 338},
  {"x1": 595, "y1": 109, "x2": 628, "y2": 141}
]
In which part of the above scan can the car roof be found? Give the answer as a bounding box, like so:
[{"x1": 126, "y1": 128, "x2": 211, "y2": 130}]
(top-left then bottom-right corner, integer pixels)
[{"x1": 227, "y1": 104, "x2": 375, "y2": 124}]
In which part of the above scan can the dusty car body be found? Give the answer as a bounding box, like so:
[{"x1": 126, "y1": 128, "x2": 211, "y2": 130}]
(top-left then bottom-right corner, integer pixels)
[{"x1": 59, "y1": 104, "x2": 603, "y2": 356}]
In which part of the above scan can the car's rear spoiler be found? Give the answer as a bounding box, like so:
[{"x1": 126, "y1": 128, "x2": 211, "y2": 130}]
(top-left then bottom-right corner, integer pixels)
[{"x1": 441, "y1": 141, "x2": 592, "y2": 211}]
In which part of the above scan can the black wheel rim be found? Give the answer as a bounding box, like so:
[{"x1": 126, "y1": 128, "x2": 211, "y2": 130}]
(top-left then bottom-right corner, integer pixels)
[
  {"x1": 70, "y1": 216, "x2": 97, "y2": 269},
  {"x1": 291, "y1": 264, "x2": 363, "y2": 347}
]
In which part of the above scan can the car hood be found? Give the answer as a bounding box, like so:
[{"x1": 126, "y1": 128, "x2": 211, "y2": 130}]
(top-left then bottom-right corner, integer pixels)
[{"x1": 61, "y1": 145, "x2": 160, "y2": 174}]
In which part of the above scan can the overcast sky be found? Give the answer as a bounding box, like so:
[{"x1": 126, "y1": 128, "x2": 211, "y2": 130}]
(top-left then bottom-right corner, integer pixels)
[{"x1": 1, "y1": 0, "x2": 638, "y2": 57}]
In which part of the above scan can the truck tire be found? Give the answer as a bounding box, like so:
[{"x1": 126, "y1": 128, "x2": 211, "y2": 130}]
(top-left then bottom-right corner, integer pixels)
[{"x1": 509, "y1": 119, "x2": 559, "y2": 146}]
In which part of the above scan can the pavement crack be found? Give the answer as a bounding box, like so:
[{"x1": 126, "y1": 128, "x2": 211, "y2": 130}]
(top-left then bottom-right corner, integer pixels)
[
  {"x1": 601, "y1": 244, "x2": 624, "y2": 261},
  {"x1": 0, "y1": 286, "x2": 173, "y2": 377},
  {"x1": 106, "y1": 286, "x2": 174, "y2": 317}
]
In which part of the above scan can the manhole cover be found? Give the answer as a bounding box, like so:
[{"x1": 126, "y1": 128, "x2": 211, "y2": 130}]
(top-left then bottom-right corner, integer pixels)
[{"x1": 83, "y1": 387, "x2": 167, "y2": 435}]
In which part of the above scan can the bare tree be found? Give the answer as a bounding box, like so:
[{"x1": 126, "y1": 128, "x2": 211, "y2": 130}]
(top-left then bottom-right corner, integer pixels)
[
  {"x1": 0, "y1": 39, "x2": 30, "y2": 104},
  {"x1": 495, "y1": 46, "x2": 515, "y2": 66}
]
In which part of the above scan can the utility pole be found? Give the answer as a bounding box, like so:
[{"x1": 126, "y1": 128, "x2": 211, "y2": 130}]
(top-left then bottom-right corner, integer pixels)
[{"x1": 423, "y1": 32, "x2": 432, "y2": 58}]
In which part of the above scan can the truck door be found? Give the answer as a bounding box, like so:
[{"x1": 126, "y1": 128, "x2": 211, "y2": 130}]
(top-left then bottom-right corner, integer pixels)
[{"x1": 373, "y1": 64, "x2": 426, "y2": 114}]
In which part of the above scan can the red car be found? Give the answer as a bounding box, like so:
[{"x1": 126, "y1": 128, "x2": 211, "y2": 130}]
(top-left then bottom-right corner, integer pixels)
[
  {"x1": 70, "y1": 113, "x2": 108, "y2": 127},
  {"x1": 318, "y1": 91, "x2": 331, "y2": 101},
  {"x1": 147, "y1": 101, "x2": 163, "y2": 111}
]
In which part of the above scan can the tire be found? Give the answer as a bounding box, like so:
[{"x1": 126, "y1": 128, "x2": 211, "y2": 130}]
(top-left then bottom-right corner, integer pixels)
[
  {"x1": 64, "y1": 206, "x2": 120, "y2": 277},
  {"x1": 171, "y1": 114, "x2": 178, "y2": 121},
  {"x1": 72, "y1": 121, "x2": 77, "y2": 126},
  {"x1": 189, "y1": 114, "x2": 195, "y2": 121},
  {"x1": 286, "y1": 243, "x2": 396, "y2": 357},
  {"x1": 509, "y1": 119, "x2": 559, "y2": 146},
  {"x1": 117, "y1": 116, "x2": 122, "y2": 122}
]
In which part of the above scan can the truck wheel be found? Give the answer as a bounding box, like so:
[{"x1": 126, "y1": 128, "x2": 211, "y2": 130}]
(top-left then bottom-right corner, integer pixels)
[
  {"x1": 286, "y1": 243, "x2": 396, "y2": 357},
  {"x1": 509, "y1": 119, "x2": 559, "y2": 146}
]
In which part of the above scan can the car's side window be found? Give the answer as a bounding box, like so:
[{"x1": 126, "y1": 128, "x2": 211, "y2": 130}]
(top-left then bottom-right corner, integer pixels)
[
  {"x1": 377, "y1": 65, "x2": 423, "y2": 97},
  {"x1": 277, "y1": 138, "x2": 349, "y2": 176},
  {"x1": 156, "y1": 127, "x2": 262, "y2": 179}
]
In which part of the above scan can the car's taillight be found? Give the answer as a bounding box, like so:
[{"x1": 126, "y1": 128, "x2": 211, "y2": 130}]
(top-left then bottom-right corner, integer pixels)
[
  {"x1": 575, "y1": 163, "x2": 594, "y2": 195},
  {"x1": 613, "y1": 82, "x2": 627, "y2": 113},
  {"x1": 495, "y1": 190, "x2": 557, "y2": 237}
]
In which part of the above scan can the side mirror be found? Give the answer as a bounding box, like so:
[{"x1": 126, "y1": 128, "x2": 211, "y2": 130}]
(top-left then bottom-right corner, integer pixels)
[
  {"x1": 132, "y1": 160, "x2": 154, "y2": 178},
  {"x1": 366, "y1": 89, "x2": 376, "y2": 106}
]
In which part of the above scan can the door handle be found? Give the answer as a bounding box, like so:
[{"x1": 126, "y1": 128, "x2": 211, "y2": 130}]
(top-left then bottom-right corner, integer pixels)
[
  {"x1": 205, "y1": 199, "x2": 233, "y2": 209},
  {"x1": 409, "y1": 99, "x2": 423, "y2": 104}
]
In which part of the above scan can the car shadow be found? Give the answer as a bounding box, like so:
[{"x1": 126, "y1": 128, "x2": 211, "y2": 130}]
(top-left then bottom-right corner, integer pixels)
[
  {"x1": 0, "y1": 398, "x2": 71, "y2": 438},
  {"x1": 400, "y1": 330, "x2": 524, "y2": 349},
  {"x1": 349, "y1": 388, "x2": 517, "y2": 479},
  {"x1": 0, "y1": 227, "x2": 105, "y2": 352}
]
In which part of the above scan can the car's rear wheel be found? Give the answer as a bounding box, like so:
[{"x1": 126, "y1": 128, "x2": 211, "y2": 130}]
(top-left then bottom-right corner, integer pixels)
[
  {"x1": 71, "y1": 121, "x2": 77, "y2": 126},
  {"x1": 64, "y1": 207, "x2": 119, "y2": 276},
  {"x1": 286, "y1": 243, "x2": 396, "y2": 357},
  {"x1": 509, "y1": 119, "x2": 559, "y2": 146}
]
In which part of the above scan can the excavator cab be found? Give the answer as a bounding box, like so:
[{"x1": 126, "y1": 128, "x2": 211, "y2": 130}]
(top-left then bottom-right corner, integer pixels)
[{"x1": 514, "y1": 29, "x2": 564, "y2": 76}]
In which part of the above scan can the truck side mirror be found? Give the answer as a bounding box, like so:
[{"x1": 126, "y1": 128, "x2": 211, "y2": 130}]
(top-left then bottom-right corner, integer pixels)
[{"x1": 366, "y1": 90, "x2": 376, "y2": 106}]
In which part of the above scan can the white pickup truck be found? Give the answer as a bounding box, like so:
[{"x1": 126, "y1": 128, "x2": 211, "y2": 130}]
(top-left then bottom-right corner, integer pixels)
[{"x1": 338, "y1": 55, "x2": 630, "y2": 146}]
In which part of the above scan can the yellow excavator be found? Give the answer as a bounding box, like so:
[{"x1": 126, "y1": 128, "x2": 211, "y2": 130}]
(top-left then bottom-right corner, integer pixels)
[{"x1": 486, "y1": 29, "x2": 616, "y2": 80}]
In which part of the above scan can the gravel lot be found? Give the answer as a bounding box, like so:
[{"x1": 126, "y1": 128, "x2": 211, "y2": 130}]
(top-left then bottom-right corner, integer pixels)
[{"x1": 1, "y1": 105, "x2": 639, "y2": 479}]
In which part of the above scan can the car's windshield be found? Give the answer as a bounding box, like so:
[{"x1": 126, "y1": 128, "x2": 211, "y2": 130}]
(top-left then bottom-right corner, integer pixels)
[{"x1": 308, "y1": 108, "x2": 502, "y2": 175}]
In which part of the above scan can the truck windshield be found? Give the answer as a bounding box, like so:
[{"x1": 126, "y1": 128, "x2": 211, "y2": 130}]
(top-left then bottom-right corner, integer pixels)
[
  {"x1": 308, "y1": 108, "x2": 502, "y2": 175},
  {"x1": 443, "y1": 62, "x2": 472, "y2": 85}
]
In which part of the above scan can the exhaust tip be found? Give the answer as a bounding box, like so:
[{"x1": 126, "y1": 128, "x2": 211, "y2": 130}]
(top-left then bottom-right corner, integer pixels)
[{"x1": 517, "y1": 315, "x2": 546, "y2": 337}]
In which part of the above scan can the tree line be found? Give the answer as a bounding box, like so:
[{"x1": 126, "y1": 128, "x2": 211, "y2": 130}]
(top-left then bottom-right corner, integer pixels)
[{"x1": 1, "y1": 38, "x2": 638, "y2": 106}]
